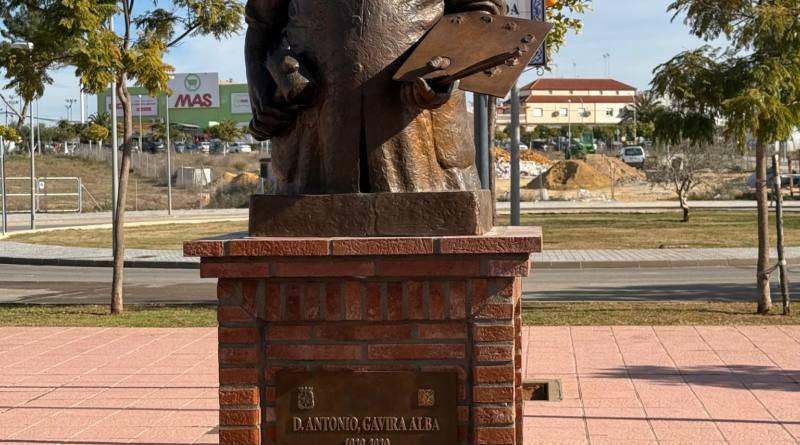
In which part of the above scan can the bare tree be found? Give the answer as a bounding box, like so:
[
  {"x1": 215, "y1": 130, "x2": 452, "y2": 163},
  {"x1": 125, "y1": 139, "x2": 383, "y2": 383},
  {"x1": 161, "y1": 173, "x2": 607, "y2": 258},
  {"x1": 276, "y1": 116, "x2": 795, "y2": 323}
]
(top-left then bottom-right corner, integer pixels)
[{"x1": 650, "y1": 141, "x2": 729, "y2": 222}]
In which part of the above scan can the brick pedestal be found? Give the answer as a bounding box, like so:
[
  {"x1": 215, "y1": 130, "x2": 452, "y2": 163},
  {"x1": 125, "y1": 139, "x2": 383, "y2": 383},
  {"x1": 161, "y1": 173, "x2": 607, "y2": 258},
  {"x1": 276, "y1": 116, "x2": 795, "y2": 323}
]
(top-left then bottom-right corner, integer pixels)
[{"x1": 185, "y1": 227, "x2": 541, "y2": 445}]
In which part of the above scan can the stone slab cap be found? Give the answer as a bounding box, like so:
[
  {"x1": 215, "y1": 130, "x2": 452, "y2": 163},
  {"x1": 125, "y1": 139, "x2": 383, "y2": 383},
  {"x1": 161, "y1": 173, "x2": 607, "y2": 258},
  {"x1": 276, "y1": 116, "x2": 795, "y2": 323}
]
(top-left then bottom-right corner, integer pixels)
[{"x1": 184, "y1": 226, "x2": 542, "y2": 258}]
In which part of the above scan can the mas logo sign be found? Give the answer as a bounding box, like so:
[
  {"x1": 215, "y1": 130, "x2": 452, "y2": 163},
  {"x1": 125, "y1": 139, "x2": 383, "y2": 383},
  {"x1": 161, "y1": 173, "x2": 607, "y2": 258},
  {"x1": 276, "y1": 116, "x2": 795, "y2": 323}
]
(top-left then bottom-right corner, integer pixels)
[{"x1": 168, "y1": 73, "x2": 220, "y2": 109}]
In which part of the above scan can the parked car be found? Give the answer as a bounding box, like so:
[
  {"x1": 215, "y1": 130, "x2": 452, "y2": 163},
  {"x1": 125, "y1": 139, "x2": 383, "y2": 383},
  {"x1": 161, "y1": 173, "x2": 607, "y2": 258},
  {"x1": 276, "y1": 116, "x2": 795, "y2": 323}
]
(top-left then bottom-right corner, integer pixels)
[
  {"x1": 143, "y1": 140, "x2": 165, "y2": 153},
  {"x1": 229, "y1": 142, "x2": 253, "y2": 153},
  {"x1": 619, "y1": 146, "x2": 646, "y2": 168},
  {"x1": 198, "y1": 141, "x2": 212, "y2": 153}
]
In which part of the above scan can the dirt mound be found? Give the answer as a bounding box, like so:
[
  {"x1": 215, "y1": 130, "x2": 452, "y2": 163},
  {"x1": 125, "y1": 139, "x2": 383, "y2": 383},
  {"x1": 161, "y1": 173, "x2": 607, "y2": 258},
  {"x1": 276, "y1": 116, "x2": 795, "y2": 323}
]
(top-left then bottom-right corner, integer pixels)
[
  {"x1": 584, "y1": 154, "x2": 646, "y2": 184},
  {"x1": 528, "y1": 160, "x2": 611, "y2": 190},
  {"x1": 232, "y1": 172, "x2": 260, "y2": 186},
  {"x1": 493, "y1": 147, "x2": 554, "y2": 165}
]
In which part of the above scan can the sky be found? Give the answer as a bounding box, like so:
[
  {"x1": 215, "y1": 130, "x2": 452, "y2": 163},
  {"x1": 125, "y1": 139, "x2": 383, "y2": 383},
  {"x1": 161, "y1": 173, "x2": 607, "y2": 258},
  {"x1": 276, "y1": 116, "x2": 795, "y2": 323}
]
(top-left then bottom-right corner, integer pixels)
[{"x1": 3, "y1": 0, "x2": 715, "y2": 125}]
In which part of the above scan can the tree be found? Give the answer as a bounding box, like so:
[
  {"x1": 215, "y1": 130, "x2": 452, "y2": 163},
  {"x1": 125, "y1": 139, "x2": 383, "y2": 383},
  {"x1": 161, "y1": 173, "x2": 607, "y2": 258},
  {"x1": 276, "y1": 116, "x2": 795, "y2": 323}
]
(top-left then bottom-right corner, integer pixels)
[
  {"x1": 51, "y1": 119, "x2": 78, "y2": 143},
  {"x1": 88, "y1": 112, "x2": 112, "y2": 134},
  {"x1": 207, "y1": 119, "x2": 244, "y2": 153},
  {"x1": 0, "y1": 0, "x2": 84, "y2": 129},
  {"x1": 651, "y1": 105, "x2": 719, "y2": 222},
  {"x1": 545, "y1": 0, "x2": 592, "y2": 59},
  {"x1": 81, "y1": 123, "x2": 109, "y2": 144},
  {"x1": 620, "y1": 90, "x2": 664, "y2": 141},
  {"x1": 54, "y1": 0, "x2": 242, "y2": 314},
  {"x1": 653, "y1": 0, "x2": 800, "y2": 314}
]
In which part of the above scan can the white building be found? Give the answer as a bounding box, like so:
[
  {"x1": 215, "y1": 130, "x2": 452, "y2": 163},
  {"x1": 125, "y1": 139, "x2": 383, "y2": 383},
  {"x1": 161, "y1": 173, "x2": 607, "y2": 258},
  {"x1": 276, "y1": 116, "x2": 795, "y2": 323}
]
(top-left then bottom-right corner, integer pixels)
[{"x1": 497, "y1": 78, "x2": 637, "y2": 130}]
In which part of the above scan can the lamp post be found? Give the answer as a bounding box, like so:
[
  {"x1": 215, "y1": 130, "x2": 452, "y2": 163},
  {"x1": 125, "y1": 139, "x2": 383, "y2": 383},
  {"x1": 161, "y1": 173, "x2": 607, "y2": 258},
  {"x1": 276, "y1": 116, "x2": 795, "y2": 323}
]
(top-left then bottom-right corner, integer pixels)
[
  {"x1": 65, "y1": 98, "x2": 77, "y2": 122},
  {"x1": 165, "y1": 76, "x2": 174, "y2": 215},
  {"x1": 0, "y1": 135, "x2": 6, "y2": 235},
  {"x1": 10, "y1": 41, "x2": 36, "y2": 229},
  {"x1": 566, "y1": 99, "x2": 572, "y2": 158},
  {"x1": 137, "y1": 94, "x2": 143, "y2": 152}
]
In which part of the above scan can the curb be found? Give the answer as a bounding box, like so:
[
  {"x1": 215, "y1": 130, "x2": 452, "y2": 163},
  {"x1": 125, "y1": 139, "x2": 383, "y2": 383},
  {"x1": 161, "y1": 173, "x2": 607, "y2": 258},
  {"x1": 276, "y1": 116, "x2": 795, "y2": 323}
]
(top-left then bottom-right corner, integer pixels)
[
  {"x1": 2, "y1": 254, "x2": 795, "y2": 270},
  {"x1": 0, "y1": 256, "x2": 199, "y2": 269},
  {"x1": 533, "y1": 257, "x2": 800, "y2": 269}
]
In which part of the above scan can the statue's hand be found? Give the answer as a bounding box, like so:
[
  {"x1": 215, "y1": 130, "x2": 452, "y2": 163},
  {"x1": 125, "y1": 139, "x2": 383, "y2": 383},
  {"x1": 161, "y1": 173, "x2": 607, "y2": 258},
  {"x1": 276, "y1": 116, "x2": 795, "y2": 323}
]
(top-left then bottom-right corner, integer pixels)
[
  {"x1": 248, "y1": 105, "x2": 295, "y2": 141},
  {"x1": 402, "y1": 77, "x2": 459, "y2": 110}
]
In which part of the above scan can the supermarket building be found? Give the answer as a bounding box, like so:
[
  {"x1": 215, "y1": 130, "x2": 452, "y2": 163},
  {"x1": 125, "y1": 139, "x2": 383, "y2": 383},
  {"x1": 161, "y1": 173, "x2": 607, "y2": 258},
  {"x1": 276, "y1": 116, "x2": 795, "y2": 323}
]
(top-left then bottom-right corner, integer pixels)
[{"x1": 96, "y1": 72, "x2": 253, "y2": 137}]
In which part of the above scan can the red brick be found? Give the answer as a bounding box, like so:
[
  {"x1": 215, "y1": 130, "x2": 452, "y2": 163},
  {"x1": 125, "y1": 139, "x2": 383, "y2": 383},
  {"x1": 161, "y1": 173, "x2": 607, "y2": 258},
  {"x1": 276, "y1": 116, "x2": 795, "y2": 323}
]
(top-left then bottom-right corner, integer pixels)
[
  {"x1": 470, "y1": 279, "x2": 490, "y2": 314},
  {"x1": 458, "y1": 425, "x2": 468, "y2": 443},
  {"x1": 219, "y1": 427, "x2": 260, "y2": 445},
  {"x1": 285, "y1": 284, "x2": 302, "y2": 321},
  {"x1": 449, "y1": 282, "x2": 466, "y2": 319},
  {"x1": 274, "y1": 259, "x2": 374, "y2": 277},
  {"x1": 201, "y1": 261, "x2": 270, "y2": 278},
  {"x1": 325, "y1": 283, "x2": 342, "y2": 320},
  {"x1": 331, "y1": 238, "x2": 434, "y2": 256},
  {"x1": 220, "y1": 348, "x2": 258, "y2": 366},
  {"x1": 264, "y1": 284, "x2": 281, "y2": 322},
  {"x1": 317, "y1": 325, "x2": 413, "y2": 341},
  {"x1": 474, "y1": 344, "x2": 514, "y2": 363},
  {"x1": 264, "y1": 366, "x2": 306, "y2": 384},
  {"x1": 377, "y1": 258, "x2": 480, "y2": 277},
  {"x1": 494, "y1": 278, "x2": 516, "y2": 298},
  {"x1": 438, "y1": 236, "x2": 540, "y2": 254},
  {"x1": 474, "y1": 407, "x2": 514, "y2": 426},
  {"x1": 240, "y1": 280, "x2": 259, "y2": 317},
  {"x1": 267, "y1": 344, "x2": 361, "y2": 360},
  {"x1": 220, "y1": 409, "x2": 260, "y2": 426},
  {"x1": 219, "y1": 387, "x2": 259, "y2": 406},
  {"x1": 474, "y1": 365, "x2": 514, "y2": 384},
  {"x1": 217, "y1": 279, "x2": 239, "y2": 303},
  {"x1": 264, "y1": 407, "x2": 276, "y2": 422},
  {"x1": 365, "y1": 283, "x2": 383, "y2": 321},
  {"x1": 220, "y1": 368, "x2": 259, "y2": 385},
  {"x1": 227, "y1": 238, "x2": 329, "y2": 257},
  {"x1": 473, "y1": 325, "x2": 515, "y2": 342},
  {"x1": 476, "y1": 426, "x2": 515, "y2": 445},
  {"x1": 184, "y1": 240, "x2": 224, "y2": 257},
  {"x1": 387, "y1": 283, "x2": 403, "y2": 320},
  {"x1": 368, "y1": 344, "x2": 464, "y2": 360},
  {"x1": 429, "y1": 282, "x2": 446, "y2": 320},
  {"x1": 473, "y1": 386, "x2": 514, "y2": 403},
  {"x1": 345, "y1": 281, "x2": 362, "y2": 320},
  {"x1": 218, "y1": 306, "x2": 253, "y2": 324},
  {"x1": 418, "y1": 323, "x2": 466, "y2": 339},
  {"x1": 267, "y1": 325, "x2": 312, "y2": 341},
  {"x1": 303, "y1": 284, "x2": 321, "y2": 320},
  {"x1": 486, "y1": 259, "x2": 530, "y2": 277},
  {"x1": 264, "y1": 386, "x2": 275, "y2": 402},
  {"x1": 475, "y1": 303, "x2": 514, "y2": 320},
  {"x1": 219, "y1": 327, "x2": 259, "y2": 344},
  {"x1": 407, "y1": 281, "x2": 425, "y2": 319},
  {"x1": 458, "y1": 406, "x2": 469, "y2": 422}
]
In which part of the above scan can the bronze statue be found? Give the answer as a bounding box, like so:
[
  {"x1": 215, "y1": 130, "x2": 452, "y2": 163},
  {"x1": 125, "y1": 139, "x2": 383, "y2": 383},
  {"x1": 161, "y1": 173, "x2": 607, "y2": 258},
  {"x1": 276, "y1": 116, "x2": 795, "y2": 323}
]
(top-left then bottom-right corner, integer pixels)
[{"x1": 245, "y1": 0, "x2": 505, "y2": 195}]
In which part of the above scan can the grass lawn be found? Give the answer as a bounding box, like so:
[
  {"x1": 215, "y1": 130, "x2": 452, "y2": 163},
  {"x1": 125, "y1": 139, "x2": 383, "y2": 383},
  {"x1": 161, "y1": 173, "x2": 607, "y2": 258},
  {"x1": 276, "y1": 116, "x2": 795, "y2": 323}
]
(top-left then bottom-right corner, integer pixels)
[
  {"x1": 0, "y1": 302, "x2": 794, "y2": 327},
  {"x1": 0, "y1": 305, "x2": 216, "y2": 327},
  {"x1": 523, "y1": 302, "x2": 798, "y2": 325},
  {"x1": 7, "y1": 211, "x2": 799, "y2": 250}
]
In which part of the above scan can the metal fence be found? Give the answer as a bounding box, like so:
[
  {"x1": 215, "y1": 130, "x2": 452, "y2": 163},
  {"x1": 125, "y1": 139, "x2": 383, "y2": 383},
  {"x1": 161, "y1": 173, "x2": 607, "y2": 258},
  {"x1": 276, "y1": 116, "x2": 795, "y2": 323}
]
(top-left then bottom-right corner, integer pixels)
[{"x1": 1, "y1": 176, "x2": 82, "y2": 213}]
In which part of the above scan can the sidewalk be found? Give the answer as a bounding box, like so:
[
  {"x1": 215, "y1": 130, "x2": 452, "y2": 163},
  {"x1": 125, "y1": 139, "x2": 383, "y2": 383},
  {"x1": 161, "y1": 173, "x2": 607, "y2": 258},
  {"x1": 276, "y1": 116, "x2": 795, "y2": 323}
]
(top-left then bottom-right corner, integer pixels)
[
  {"x1": 2, "y1": 240, "x2": 799, "y2": 269},
  {"x1": 1, "y1": 326, "x2": 798, "y2": 444}
]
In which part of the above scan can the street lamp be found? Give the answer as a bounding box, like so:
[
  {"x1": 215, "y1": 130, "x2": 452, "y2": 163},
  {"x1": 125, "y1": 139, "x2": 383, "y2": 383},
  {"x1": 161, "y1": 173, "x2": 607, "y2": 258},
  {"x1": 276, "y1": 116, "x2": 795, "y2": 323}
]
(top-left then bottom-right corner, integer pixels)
[
  {"x1": 10, "y1": 40, "x2": 36, "y2": 229},
  {"x1": 65, "y1": 98, "x2": 77, "y2": 122},
  {"x1": 165, "y1": 75, "x2": 174, "y2": 215},
  {"x1": 137, "y1": 94, "x2": 143, "y2": 153},
  {"x1": 566, "y1": 99, "x2": 572, "y2": 158}
]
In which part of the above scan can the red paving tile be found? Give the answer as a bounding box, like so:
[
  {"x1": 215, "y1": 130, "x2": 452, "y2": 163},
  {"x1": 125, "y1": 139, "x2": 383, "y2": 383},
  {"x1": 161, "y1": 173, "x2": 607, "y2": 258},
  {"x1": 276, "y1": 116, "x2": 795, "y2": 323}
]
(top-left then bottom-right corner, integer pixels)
[{"x1": 1, "y1": 326, "x2": 798, "y2": 444}]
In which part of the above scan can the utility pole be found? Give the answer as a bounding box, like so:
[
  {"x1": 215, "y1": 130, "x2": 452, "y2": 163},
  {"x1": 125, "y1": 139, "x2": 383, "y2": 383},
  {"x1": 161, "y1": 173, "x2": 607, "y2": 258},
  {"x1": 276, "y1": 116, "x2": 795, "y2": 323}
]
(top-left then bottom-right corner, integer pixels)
[
  {"x1": 138, "y1": 95, "x2": 143, "y2": 152},
  {"x1": 29, "y1": 97, "x2": 35, "y2": 229},
  {"x1": 510, "y1": 83, "x2": 521, "y2": 225},
  {"x1": 0, "y1": 135, "x2": 6, "y2": 235},
  {"x1": 773, "y1": 154, "x2": 791, "y2": 315},
  {"x1": 110, "y1": 20, "x2": 119, "y2": 248},
  {"x1": 165, "y1": 82, "x2": 174, "y2": 215},
  {"x1": 65, "y1": 98, "x2": 77, "y2": 122},
  {"x1": 79, "y1": 91, "x2": 85, "y2": 124},
  {"x1": 567, "y1": 99, "x2": 572, "y2": 158},
  {"x1": 474, "y1": 94, "x2": 490, "y2": 189}
]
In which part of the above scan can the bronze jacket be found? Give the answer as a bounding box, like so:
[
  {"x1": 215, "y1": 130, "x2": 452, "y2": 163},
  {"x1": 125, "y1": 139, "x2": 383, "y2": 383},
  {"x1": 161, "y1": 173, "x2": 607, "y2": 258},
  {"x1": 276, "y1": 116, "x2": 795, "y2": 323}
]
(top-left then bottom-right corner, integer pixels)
[{"x1": 246, "y1": 0, "x2": 504, "y2": 194}]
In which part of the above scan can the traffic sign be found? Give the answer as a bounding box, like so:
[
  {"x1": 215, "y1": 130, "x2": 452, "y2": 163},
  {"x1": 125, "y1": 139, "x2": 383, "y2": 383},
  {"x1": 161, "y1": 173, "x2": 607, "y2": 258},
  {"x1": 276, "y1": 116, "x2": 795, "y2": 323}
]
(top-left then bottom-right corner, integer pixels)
[{"x1": 506, "y1": 0, "x2": 547, "y2": 67}]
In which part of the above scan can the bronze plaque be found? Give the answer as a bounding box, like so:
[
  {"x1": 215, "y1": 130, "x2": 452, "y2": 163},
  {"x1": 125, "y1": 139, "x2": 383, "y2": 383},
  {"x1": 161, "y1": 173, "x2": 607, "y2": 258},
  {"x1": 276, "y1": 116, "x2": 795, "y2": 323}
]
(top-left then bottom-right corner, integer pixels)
[{"x1": 276, "y1": 371, "x2": 458, "y2": 445}]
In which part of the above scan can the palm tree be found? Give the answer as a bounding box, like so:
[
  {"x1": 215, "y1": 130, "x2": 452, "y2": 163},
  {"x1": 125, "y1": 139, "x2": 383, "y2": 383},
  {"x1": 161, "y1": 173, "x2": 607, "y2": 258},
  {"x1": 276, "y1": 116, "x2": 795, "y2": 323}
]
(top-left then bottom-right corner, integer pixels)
[
  {"x1": 621, "y1": 90, "x2": 664, "y2": 125},
  {"x1": 88, "y1": 111, "x2": 112, "y2": 133}
]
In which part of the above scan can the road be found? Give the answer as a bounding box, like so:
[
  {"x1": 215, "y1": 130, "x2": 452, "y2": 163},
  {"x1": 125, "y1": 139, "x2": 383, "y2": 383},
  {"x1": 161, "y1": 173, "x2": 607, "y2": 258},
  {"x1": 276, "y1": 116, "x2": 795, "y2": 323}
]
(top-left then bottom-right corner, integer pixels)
[{"x1": 0, "y1": 264, "x2": 795, "y2": 304}]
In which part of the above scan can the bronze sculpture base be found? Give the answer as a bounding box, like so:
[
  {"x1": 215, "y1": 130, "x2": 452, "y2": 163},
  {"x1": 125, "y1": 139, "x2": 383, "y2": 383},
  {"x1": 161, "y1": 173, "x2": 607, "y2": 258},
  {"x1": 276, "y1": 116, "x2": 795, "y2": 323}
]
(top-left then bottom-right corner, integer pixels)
[{"x1": 249, "y1": 191, "x2": 493, "y2": 237}]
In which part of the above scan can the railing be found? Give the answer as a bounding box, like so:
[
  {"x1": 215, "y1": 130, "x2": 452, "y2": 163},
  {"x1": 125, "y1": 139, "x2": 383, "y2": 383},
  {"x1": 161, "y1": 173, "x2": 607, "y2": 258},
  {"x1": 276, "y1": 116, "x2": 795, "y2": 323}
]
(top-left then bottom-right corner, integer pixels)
[{"x1": 0, "y1": 177, "x2": 82, "y2": 213}]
